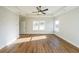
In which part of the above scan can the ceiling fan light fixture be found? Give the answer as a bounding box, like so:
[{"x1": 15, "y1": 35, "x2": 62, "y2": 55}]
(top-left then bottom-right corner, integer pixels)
[
  {"x1": 38, "y1": 12, "x2": 42, "y2": 14},
  {"x1": 32, "y1": 6, "x2": 48, "y2": 15}
]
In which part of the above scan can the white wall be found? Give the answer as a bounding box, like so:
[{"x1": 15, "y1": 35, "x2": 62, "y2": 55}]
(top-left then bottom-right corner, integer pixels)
[
  {"x1": 19, "y1": 16, "x2": 27, "y2": 34},
  {"x1": 20, "y1": 16, "x2": 54, "y2": 34},
  {"x1": 0, "y1": 7, "x2": 19, "y2": 48},
  {"x1": 54, "y1": 8, "x2": 79, "y2": 48}
]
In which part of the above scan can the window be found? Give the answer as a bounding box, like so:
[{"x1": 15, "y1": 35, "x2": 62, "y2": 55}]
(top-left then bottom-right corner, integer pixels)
[
  {"x1": 33, "y1": 21, "x2": 45, "y2": 31},
  {"x1": 54, "y1": 20, "x2": 60, "y2": 32},
  {"x1": 33, "y1": 21, "x2": 39, "y2": 30},
  {"x1": 39, "y1": 21, "x2": 45, "y2": 30},
  {"x1": 55, "y1": 20, "x2": 59, "y2": 25}
]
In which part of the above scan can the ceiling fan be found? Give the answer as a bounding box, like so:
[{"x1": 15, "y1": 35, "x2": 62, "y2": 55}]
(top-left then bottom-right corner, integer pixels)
[{"x1": 32, "y1": 6, "x2": 48, "y2": 15}]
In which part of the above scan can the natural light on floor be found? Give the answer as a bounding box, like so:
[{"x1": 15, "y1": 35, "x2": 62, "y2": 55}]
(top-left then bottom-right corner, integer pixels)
[
  {"x1": 14, "y1": 35, "x2": 47, "y2": 44},
  {"x1": 32, "y1": 36, "x2": 47, "y2": 40}
]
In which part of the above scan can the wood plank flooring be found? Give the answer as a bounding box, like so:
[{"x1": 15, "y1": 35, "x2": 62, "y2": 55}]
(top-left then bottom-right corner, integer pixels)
[{"x1": 0, "y1": 34, "x2": 79, "y2": 53}]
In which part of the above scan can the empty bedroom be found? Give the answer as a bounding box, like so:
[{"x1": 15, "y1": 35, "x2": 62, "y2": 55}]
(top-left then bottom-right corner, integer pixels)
[{"x1": 0, "y1": 6, "x2": 79, "y2": 53}]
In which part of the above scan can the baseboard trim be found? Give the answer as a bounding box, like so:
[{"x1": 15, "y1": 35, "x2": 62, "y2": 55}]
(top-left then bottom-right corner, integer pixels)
[
  {"x1": 19, "y1": 34, "x2": 54, "y2": 35},
  {"x1": 0, "y1": 36, "x2": 19, "y2": 50},
  {"x1": 53, "y1": 34, "x2": 79, "y2": 51}
]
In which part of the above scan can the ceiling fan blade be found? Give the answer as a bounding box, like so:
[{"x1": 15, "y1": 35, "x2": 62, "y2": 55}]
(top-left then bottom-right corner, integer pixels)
[
  {"x1": 43, "y1": 13, "x2": 46, "y2": 14},
  {"x1": 43, "y1": 9, "x2": 48, "y2": 11},
  {"x1": 39, "y1": 6, "x2": 41, "y2": 8},
  {"x1": 41, "y1": 12, "x2": 46, "y2": 14},
  {"x1": 36, "y1": 7, "x2": 41, "y2": 11}
]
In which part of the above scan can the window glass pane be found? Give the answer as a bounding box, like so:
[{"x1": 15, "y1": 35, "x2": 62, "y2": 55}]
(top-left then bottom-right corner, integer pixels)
[
  {"x1": 55, "y1": 20, "x2": 60, "y2": 32},
  {"x1": 33, "y1": 21, "x2": 39, "y2": 30},
  {"x1": 33, "y1": 21, "x2": 45, "y2": 31},
  {"x1": 39, "y1": 21, "x2": 45, "y2": 30},
  {"x1": 55, "y1": 20, "x2": 59, "y2": 25}
]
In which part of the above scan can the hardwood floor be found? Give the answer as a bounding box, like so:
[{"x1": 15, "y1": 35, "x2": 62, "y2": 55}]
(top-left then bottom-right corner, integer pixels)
[{"x1": 0, "y1": 34, "x2": 79, "y2": 53}]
